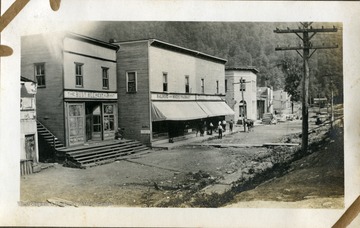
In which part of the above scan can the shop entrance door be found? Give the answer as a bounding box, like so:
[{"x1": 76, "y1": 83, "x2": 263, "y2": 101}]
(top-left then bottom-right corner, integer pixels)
[
  {"x1": 85, "y1": 103, "x2": 102, "y2": 141},
  {"x1": 25, "y1": 134, "x2": 36, "y2": 161},
  {"x1": 67, "y1": 103, "x2": 85, "y2": 146}
]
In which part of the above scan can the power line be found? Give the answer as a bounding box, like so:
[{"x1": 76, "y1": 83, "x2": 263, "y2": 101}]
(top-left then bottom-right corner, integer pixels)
[{"x1": 274, "y1": 22, "x2": 338, "y2": 154}]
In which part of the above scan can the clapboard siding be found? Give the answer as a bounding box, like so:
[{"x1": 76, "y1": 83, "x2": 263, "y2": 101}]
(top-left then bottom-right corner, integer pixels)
[
  {"x1": 116, "y1": 41, "x2": 151, "y2": 146},
  {"x1": 21, "y1": 35, "x2": 66, "y2": 143}
]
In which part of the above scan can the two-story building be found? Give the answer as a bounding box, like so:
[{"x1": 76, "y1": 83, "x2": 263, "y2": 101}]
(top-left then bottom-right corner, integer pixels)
[
  {"x1": 225, "y1": 67, "x2": 258, "y2": 123},
  {"x1": 257, "y1": 86, "x2": 274, "y2": 119},
  {"x1": 20, "y1": 77, "x2": 39, "y2": 162},
  {"x1": 273, "y1": 89, "x2": 291, "y2": 113},
  {"x1": 113, "y1": 39, "x2": 234, "y2": 146},
  {"x1": 21, "y1": 32, "x2": 119, "y2": 148}
]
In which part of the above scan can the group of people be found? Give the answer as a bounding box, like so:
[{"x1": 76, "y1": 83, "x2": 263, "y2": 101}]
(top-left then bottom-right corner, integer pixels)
[
  {"x1": 196, "y1": 119, "x2": 234, "y2": 139},
  {"x1": 216, "y1": 119, "x2": 234, "y2": 139}
]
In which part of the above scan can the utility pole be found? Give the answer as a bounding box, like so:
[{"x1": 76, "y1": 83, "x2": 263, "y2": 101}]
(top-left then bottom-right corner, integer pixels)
[
  {"x1": 233, "y1": 77, "x2": 250, "y2": 132},
  {"x1": 274, "y1": 22, "x2": 338, "y2": 153},
  {"x1": 240, "y1": 77, "x2": 247, "y2": 132}
]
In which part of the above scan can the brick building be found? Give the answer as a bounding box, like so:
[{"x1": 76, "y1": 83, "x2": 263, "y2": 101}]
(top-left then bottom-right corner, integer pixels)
[
  {"x1": 113, "y1": 39, "x2": 234, "y2": 146},
  {"x1": 225, "y1": 67, "x2": 258, "y2": 123},
  {"x1": 21, "y1": 32, "x2": 119, "y2": 148}
]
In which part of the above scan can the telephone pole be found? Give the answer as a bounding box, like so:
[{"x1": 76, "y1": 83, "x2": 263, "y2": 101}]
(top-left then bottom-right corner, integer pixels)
[{"x1": 274, "y1": 22, "x2": 338, "y2": 153}]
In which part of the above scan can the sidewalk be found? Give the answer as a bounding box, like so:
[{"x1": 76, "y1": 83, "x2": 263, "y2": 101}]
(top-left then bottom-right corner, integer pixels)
[{"x1": 151, "y1": 125, "x2": 244, "y2": 150}]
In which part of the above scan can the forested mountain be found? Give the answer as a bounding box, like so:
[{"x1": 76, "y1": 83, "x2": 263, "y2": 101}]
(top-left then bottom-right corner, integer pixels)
[{"x1": 75, "y1": 21, "x2": 343, "y2": 103}]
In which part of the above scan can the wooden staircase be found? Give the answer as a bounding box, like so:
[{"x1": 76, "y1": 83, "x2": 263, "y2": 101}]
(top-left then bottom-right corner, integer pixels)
[
  {"x1": 37, "y1": 121, "x2": 65, "y2": 150},
  {"x1": 59, "y1": 139, "x2": 151, "y2": 168}
]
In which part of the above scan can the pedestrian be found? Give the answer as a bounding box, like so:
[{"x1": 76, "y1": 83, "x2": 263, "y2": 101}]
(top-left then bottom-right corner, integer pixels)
[
  {"x1": 229, "y1": 119, "x2": 234, "y2": 132},
  {"x1": 209, "y1": 122, "x2": 214, "y2": 135},
  {"x1": 218, "y1": 123, "x2": 223, "y2": 139},
  {"x1": 222, "y1": 119, "x2": 227, "y2": 132}
]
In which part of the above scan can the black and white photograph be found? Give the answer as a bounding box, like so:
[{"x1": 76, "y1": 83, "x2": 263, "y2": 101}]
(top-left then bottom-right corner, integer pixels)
[{"x1": 1, "y1": 1, "x2": 360, "y2": 227}]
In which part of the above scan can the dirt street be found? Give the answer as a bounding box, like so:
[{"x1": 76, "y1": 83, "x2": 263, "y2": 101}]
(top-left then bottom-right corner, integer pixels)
[{"x1": 20, "y1": 119, "x2": 344, "y2": 208}]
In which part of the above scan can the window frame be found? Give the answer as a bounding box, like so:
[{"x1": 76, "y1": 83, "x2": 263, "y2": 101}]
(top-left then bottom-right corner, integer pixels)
[
  {"x1": 185, "y1": 75, "x2": 190, "y2": 93},
  {"x1": 75, "y1": 62, "x2": 84, "y2": 88},
  {"x1": 201, "y1": 78, "x2": 205, "y2": 94},
  {"x1": 34, "y1": 63, "x2": 46, "y2": 88},
  {"x1": 102, "y1": 67, "x2": 109, "y2": 90},
  {"x1": 126, "y1": 71, "x2": 137, "y2": 93},
  {"x1": 163, "y1": 72, "x2": 168, "y2": 92}
]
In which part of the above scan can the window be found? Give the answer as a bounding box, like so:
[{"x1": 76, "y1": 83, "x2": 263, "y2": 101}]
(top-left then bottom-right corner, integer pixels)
[
  {"x1": 126, "y1": 71, "x2": 137, "y2": 93},
  {"x1": 216, "y1": 80, "x2": 219, "y2": 94},
  {"x1": 201, "y1": 78, "x2": 205, "y2": 94},
  {"x1": 163, "y1": 73, "x2": 168, "y2": 92},
  {"x1": 34, "y1": 63, "x2": 45, "y2": 87},
  {"x1": 185, "y1": 75, "x2": 190, "y2": 93},
  {"x1": 75, "y1": 63, "x2": 84, "y2": 87},
  {"x1": 225, "y1": 79, "x2": 228, "y2": 92},
  {"x1": 252, "y1": 80, "x2": 256, "y2": 92},
  {"x1": 240, "y1": 79, "x2": 246, "y2": 91},
  {"x1": 102, "y1": 67, "x2": 109, "y2": 89}
]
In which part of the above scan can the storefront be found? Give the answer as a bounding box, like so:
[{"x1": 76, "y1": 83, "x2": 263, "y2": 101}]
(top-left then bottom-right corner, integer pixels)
[
  {"x1": 64, "y1": 90, "x2": 118, "y2": 146},
  {"x1": 151, "y1": 92, "x2": 234, "y2": 141}
]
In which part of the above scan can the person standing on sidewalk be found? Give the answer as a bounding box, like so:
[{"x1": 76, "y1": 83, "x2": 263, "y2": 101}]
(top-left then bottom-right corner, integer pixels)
[
  {"x1": 209, "y1": 122, "x2": 214, "y2": 135},
  {"x1": 222, "y1": 119, "x2": 227, "y2": 132},
  {"x1": 218, "y1": 123, "x2": 223, "y2": 139},
  {"x1": 229, "y1": 119, "x2": 234, "y2": 132}
]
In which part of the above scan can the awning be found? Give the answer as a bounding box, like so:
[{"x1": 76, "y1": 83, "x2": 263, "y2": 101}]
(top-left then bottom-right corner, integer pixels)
[
  {"x1": 197, "y1": 101, "x2": 235, "y2": 117},
  {"x1": 152, "y1": 101, "x2": 208, "y2": 121}
]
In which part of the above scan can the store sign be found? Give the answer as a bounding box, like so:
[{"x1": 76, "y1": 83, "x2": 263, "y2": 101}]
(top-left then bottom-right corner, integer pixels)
[
  {"x1": 140, "y1": 129, "x2": 151, "y2": 134},
  {"x1": 21, "y1": 111, "x2": 36, "y2": 120},
  {"x1": 20, "y1": 98, "x2": 35, "y2": 110},
  {"x1": 151, "y1": 93, "x2": 224, "y2": 101},
  {"x1": 64, "y1": 91, "x2": 117, "y2": 99}
]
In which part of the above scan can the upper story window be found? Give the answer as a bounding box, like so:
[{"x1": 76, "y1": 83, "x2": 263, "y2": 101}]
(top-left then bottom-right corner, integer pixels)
[
  {"x1": 126, "y1": 71, "x2": 137, "y2": 93},
  {"x1": 75, "y1": 63, "x2": 84, "y2": 87},
  {"x1": 34, "y1": 63, "x2": 45, "y2": 87},
  {"x1": 201, "y1": 78, "x2": 205, "y2": 94},
  {"x1": 102, "y1": 67, "x2": 109, "y2": 89},
  {"x1": 252, "y1": 80, "x2": 256, "y2": 92},
  {"x1": 240, "y1": 79, "x2": 246, "y2": 91},
  {"x1": 216, "y1": 80, "x2": 219, "y2": 94},
  {"x1": 185, "y1": 75, "x2": 190, "y2": 93},
  {"x1": 225, "y1": 79, "x2": 228, "y2": 92},
  {"x1": 163, "y1": 73, "x2": 168, "y2": 92}
]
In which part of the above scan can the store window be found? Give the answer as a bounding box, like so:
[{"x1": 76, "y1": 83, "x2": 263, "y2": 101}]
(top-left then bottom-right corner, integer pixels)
[
  {"x1": 75, "y1": 63, "x2": 84, "y2": 87},
  {"x1": 126, "y1": 71, "x2": 137, "y2": 93},
  {"x1": 34, "y1": 63, "x2": 45, "y2": 87},
  {"x1": 102, "y1": 67, "x2": 109, "y2": 89},
  {"x1": 185, "y1": 75, "x2": 190, "y2": 93},
  {"x1": 163, "y1": 73, "x2": 168, "y2": 92},
  {"x1": 103, "y1": 104, "x2": 115, "y2": 132}
]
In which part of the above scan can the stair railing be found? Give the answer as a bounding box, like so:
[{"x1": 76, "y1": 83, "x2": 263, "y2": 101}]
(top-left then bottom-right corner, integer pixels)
[{"x1": 36, "y1": 119, "x2": 62, "y2": 148}]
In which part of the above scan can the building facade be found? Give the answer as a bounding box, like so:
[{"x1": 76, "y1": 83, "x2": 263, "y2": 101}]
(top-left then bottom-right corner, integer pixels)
[
  {"x1": 113, "y1": 39, "x2": 234, "y2": 146},
  {"x1": 257, "y1": 86, "x2": 274, "y2": 119},
  {"x1": 225, "y1": 67, "x2": 258, "y2": 123},
  {"x1": 20, "y1": 77, "x2": 39, "y2": 162},
  {"x1": 21, "y1": 32, "x2": 119, "y2": 148},
  {"x1": 273, "y1": 89, "x2": 291, "y2": 113}
]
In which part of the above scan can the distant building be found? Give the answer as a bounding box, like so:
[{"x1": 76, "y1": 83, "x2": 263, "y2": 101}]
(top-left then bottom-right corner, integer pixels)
[
  {"x1": 112, "y1": 39, "x2": 234, "y2": 146},
  {"x1": 20, "y1": 77, "x2": 39, "y2": 170},
  {"x1": 21, "y1": 32, "x2": 119, "y2": 148},
  {"x1": 273, "y1": 89, "x2": 291, "y2": 113},
  {"x1": 225, "y1": 67, "x2": 258, "y2": 123},
  {"x1": 257, "y1": 86, "x2": 274, "y2": 119}
]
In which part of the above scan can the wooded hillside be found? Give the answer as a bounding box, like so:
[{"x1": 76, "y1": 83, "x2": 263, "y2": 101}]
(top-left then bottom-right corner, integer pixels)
[{"x1": 76, "y1": 21, "x2": 343, "y2": 103}]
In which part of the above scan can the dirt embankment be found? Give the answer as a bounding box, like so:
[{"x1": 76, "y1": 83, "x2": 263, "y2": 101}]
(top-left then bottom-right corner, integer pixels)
[{"x1": 147, "y1": 124, "x2": 343, "y2": 208}]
